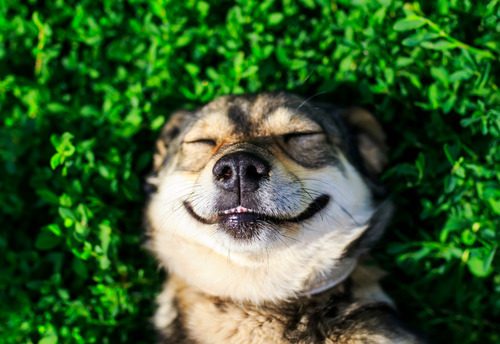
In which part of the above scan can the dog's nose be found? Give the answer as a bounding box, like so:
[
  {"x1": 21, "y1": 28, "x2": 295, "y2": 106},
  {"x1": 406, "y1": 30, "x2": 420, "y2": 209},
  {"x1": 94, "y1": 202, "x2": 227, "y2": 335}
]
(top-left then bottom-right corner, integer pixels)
[{"x1": 213, "y1": 152, "x2": 270, "y2": 193}]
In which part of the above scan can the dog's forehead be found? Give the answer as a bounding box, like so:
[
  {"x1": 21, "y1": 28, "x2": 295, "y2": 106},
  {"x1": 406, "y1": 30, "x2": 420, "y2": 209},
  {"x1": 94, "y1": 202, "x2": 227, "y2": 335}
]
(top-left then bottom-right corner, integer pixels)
[{"x1": 185, "y1": 94, "x2": 326, "y2": 140}]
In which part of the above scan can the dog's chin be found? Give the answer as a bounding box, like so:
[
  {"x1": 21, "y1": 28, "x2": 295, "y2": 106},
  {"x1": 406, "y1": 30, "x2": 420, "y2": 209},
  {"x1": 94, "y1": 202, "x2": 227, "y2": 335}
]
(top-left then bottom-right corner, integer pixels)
[
  {"x1": 183, "y1": 194, "x2": 330, "y2": 242},
  {"x1": 218, "y1": 213, "x2": 266, "y2": 240}
]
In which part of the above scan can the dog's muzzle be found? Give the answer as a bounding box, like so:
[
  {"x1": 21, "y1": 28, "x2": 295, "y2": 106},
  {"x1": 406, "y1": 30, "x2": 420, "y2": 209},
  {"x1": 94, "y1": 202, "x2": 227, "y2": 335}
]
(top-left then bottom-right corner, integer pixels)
[
  {"x1": 212, "y1": 151, "x2": 270, "y2": 239},
  {"x1": 183, "y1": 150, "x2": 330, "y2": 240}
]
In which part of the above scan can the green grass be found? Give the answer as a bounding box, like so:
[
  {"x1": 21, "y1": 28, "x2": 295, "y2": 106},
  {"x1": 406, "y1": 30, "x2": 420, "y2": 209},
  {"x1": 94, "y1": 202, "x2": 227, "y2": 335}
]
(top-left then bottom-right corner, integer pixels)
[{"x1": 0, "y1": 0, "x2": 498, "y2": 343}]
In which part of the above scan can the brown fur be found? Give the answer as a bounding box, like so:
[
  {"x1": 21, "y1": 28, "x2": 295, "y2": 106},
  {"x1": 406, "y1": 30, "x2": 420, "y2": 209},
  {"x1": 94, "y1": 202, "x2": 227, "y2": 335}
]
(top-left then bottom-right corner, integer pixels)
[
  {"x1": 155, "y1": 264, "x2": 420, "y2": 343},
  {"x1": 146, "y1": 93, "x2": 425, "y2": 343}
]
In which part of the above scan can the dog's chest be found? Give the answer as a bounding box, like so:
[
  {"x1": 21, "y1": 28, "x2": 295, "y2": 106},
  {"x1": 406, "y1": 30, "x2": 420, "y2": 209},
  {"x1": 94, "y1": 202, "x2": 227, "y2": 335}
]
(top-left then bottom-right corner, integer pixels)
[
  {"x1": 155, "y1": 267, "x2": 401, "y2": 344},
  {"x1": 184, "y1": 297, "x2": 289, "y2": 344},
  {"x1": 156, "y1": 276, "x2": 293, "y2": 343}
]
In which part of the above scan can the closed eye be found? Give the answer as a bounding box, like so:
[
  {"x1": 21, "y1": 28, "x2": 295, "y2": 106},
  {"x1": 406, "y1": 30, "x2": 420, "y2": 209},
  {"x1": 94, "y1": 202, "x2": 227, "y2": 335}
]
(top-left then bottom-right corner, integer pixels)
[
  {"x1": 283, "y1": 132, "x2": 324, "y2": 143},
  {"x1": 183, "y1": 139, "x2": 217, "y2": 146}
]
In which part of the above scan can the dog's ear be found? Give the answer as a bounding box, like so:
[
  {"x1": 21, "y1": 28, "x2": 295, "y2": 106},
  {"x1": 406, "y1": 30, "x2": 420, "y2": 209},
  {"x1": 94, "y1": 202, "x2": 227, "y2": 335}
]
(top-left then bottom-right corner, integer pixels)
[
  {"x1": 339, "y1": 109, "x2": 392, "y2": 253},
  {"x1": 152, "y1": 110, "x2": 193, "y2": 172},
  {"x1": 145, "y1": 110, "x2": 193, "y2": 193},
  {"x1": 340, "y1": 108, "x2": 388, "y2": 175}
]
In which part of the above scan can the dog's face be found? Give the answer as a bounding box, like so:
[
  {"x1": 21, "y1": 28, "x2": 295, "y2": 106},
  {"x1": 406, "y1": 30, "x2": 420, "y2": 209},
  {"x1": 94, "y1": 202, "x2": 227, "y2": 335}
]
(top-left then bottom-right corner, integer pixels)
[{"x1": 147, "y1": 93, "x2": 391, "y2": 302}]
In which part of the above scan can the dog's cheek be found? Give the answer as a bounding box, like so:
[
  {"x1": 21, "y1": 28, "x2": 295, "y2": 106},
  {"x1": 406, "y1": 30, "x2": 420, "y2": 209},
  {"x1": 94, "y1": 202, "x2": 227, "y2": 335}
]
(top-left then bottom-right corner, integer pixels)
[
  {"x1": 302, "y1": 161, "x2": 375, "y2": 226},
  {"x1": 148, "y1": 174, "x2": 194, "y2": 226}
]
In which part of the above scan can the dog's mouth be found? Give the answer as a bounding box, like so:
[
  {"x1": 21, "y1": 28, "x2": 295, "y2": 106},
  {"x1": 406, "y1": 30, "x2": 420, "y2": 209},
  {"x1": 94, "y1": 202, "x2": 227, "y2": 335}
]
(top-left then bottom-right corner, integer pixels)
[{"x1": 183, "y1": 195, "x2": 330, "y2": 239}]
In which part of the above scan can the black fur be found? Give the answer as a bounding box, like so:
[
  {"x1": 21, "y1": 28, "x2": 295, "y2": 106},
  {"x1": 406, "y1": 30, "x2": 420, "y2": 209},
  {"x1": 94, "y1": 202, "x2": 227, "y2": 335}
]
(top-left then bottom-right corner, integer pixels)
[{"x1": 227, "y1": 104, "x2": 253, "y2": 135}]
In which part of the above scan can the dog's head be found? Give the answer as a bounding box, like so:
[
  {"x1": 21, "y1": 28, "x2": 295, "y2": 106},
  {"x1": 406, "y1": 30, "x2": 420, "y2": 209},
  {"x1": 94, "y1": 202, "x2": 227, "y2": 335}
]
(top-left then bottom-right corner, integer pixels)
[{"x1": 146, "y1": 93, "x2": 392, "y2": 302}]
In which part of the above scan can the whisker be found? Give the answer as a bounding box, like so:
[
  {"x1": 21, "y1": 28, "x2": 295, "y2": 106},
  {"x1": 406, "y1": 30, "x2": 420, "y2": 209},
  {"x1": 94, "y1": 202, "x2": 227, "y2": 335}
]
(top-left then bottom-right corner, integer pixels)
[{"x1": 296, "y1": 90, "x2": 328, "y2": 110}]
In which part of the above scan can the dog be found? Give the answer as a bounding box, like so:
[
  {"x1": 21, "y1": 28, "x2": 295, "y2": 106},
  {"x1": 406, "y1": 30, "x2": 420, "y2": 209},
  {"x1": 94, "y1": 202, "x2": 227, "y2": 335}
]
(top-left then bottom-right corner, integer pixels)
[{"x1": 145, "y1": 93, "x2": 424, "y2": 343}]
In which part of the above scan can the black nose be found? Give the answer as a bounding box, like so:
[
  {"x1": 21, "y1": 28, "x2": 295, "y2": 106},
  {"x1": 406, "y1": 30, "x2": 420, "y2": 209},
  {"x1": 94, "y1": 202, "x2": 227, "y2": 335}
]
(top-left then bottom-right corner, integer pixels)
[{"x1": 213, "y1": 152, "x2": 270, "y2": 193}]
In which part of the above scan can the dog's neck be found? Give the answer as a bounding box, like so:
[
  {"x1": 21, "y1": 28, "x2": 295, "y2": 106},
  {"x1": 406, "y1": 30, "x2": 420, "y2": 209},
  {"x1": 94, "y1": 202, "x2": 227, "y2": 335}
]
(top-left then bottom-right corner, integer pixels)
[
  {"x1": 300, "y1": 257, "x2": 358, "y2": 297},
  {"x1": 155, "y1": 262, "x2": 397, "y2": 343}
]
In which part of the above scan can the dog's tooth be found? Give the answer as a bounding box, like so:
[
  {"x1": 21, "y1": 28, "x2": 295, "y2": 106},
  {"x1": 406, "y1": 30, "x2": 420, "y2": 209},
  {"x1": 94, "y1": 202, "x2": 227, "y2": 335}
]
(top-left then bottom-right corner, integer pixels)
[
  {"x1": 236, "y1": 205, "x2": 249, "y2": 213},
  {"x1": 222, "y1": 206, "x2": 256, "y2": 214}
]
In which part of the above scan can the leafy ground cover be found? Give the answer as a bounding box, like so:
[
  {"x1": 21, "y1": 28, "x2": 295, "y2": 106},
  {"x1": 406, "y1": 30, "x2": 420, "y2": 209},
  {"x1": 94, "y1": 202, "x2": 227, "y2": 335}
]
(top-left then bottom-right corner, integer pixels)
[{"x1": 0, "y1": 0, "x2": 498, "y2": 343}]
